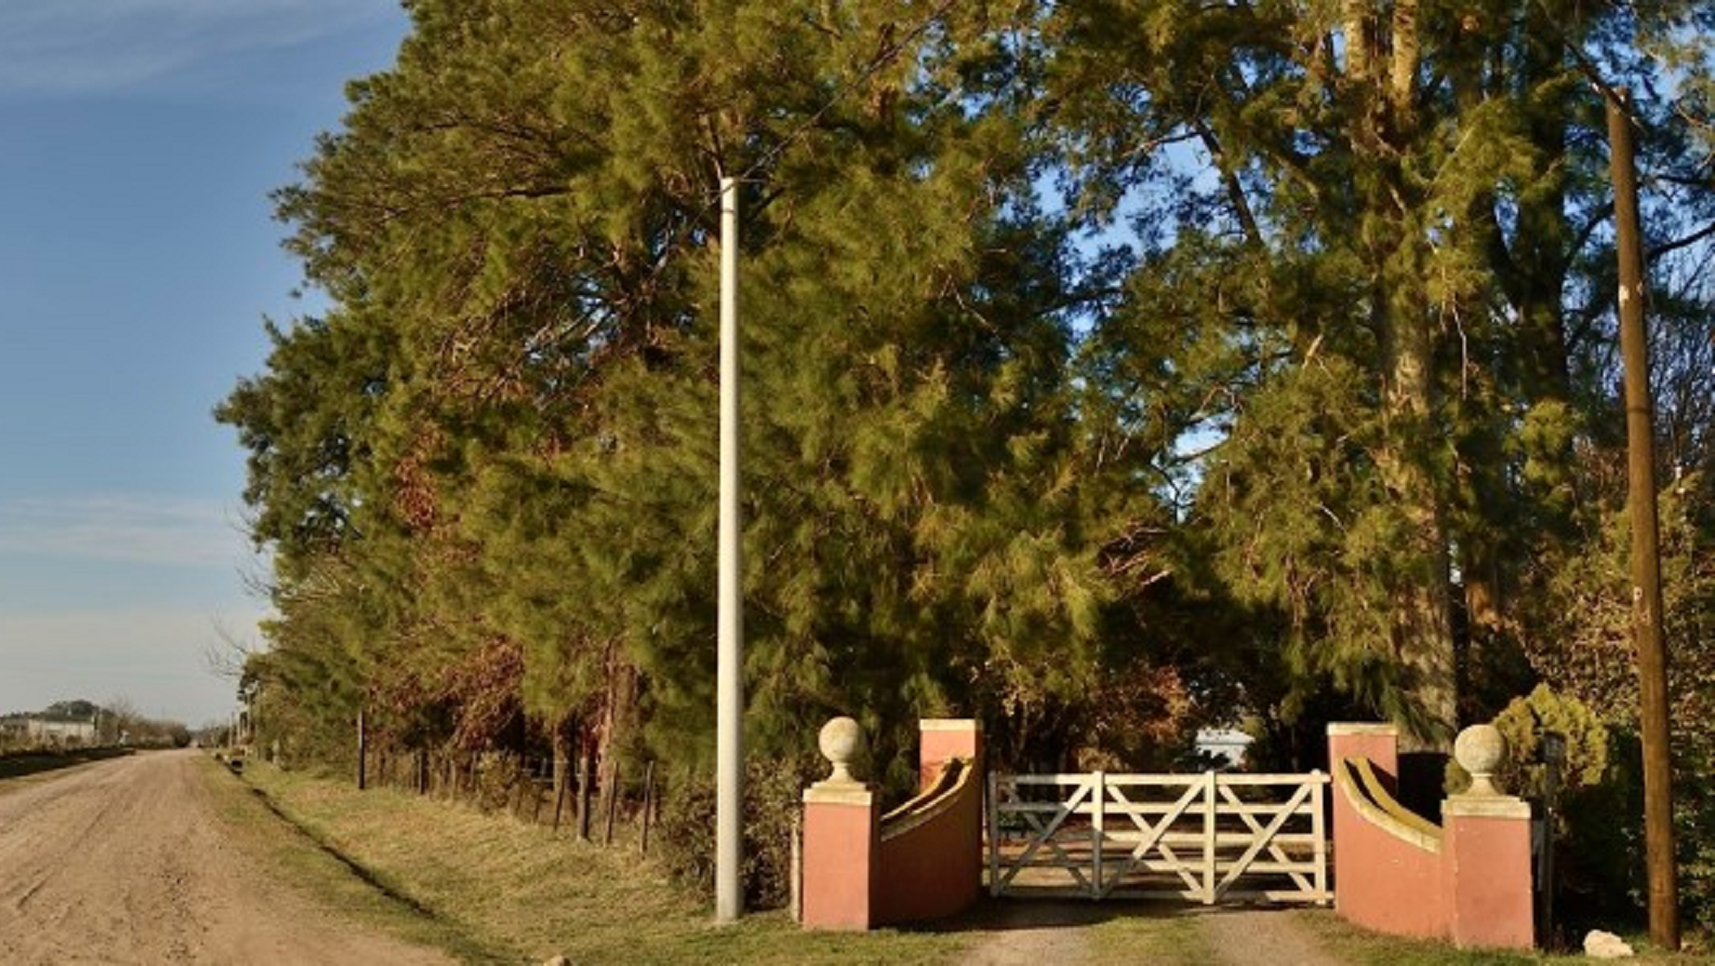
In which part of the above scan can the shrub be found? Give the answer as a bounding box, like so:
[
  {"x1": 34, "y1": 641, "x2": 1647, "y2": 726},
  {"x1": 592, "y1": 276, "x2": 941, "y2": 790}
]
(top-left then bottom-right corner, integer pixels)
[
  {"x1": 1446, "y1": 684, "x2": 1610, "y2": 801},
  {"x1": 1448, "y1": 685, "x2": 1644, "y2": 936},
  {"x1": 657, "y1": 752, "x2": 822, "y2": 910}
]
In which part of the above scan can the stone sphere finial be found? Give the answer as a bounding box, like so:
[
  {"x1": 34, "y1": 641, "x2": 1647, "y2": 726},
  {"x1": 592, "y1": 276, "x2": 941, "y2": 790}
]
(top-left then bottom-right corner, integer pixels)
[
  {"x1": 818, "y1": 716, "x2": 865, "y2": 785},
  {"x1": 1454, "y1": 724, "x2": 1507, "y2": 796}
]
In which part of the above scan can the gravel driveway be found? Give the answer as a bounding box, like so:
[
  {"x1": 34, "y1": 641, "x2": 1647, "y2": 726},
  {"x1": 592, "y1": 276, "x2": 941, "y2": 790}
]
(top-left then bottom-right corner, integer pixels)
[{"x1": 959, "y1": 897, "x2": 1343, "y2": 965}]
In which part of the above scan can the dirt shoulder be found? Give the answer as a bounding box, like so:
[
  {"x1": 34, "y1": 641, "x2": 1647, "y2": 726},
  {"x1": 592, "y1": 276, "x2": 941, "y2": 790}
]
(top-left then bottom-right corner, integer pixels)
[{"x1": 0, "y1": 749, "x2": 451, "y2": 965}]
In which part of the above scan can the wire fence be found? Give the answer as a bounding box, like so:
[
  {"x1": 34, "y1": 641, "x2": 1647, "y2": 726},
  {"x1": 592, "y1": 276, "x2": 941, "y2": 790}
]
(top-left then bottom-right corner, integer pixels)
[{"x1": 355, "y1": 745, "x2": 661, "y2": 850}]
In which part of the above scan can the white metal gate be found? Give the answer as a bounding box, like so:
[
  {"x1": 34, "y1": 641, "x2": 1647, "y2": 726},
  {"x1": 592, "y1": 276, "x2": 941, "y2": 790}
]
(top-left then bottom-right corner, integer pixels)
[{"x1": 987, "y1": 770, "x2": 1330, "y2": 904}]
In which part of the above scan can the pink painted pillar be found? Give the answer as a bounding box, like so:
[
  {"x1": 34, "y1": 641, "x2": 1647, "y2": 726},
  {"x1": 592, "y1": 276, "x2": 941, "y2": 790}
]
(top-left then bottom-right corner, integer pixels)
[
  {"x1": 1327, "y1": 722, "x2": 1403, "y2": 924},
  {"x1": 801, "y1": 782, "x2": 879, "y2": 930},
  {"x1": 1328, "y1": 722, "x2": 1399, "y2": 787},
  {"x1": 914, "y1": 718, "x2": 984, "y2": 915},
  {"x1": 917, "y1": 719, "x2": 983, "y2": 791},
  {"x1": 1443, "y1": 795, "x2": 1535, "y2": 949},
  {"x1": 1328, "y1": 722, "x2": 1447, "y2": 938}
]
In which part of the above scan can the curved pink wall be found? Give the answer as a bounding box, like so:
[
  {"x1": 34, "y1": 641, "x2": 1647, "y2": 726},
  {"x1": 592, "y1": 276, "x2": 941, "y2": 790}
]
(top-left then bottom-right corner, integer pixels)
[
  {"x1": 801, "y1": 719, "x2": 984, "y2": 930},
  {"x1": 1327, "y1": 723, "x2": 1535, "y2": 951},
  {"x1": 1331, "y1": 757, "x2": 1447, "y2": 938},
  {"x1": 875, "y1": 760, "x2": 983, "y2": 924}
]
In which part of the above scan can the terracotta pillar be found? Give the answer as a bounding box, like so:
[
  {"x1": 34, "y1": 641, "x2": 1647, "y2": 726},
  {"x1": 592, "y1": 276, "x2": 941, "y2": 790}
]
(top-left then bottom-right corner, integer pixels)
[
  {"x1": 918, "y1": 719, "x2": 983, "y2": 791},
  {"x1": 907, "y1": 718, "x2": 985, "y2": 917},
  {"x1": 801, "y1": 784, "x2": 878, "y2": 930},
  {"x1": 1327, "y1": 722, "x2": 1402, "y2": 923},
  {"x1": 1443, "y1": 726, "x2": 1535, "y2": 950},
  {"x1": 801, "y1": 717, "x2": 879, "y2": 930},
  {"x1": 1327, "y1": 722, "x2": 1399, "y2": 787}
]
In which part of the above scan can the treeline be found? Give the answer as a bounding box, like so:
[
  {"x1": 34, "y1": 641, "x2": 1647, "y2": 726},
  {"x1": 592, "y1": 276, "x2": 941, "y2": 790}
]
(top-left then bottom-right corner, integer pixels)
[
  {"x1": 0, "y1": 699, "x2": 191, "y2": 751},
  {"x1": 222, "y1": 0, "x2": 1715, "y2": 924}
]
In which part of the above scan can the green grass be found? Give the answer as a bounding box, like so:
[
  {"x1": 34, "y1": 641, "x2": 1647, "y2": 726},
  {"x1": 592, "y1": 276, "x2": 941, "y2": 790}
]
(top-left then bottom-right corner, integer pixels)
[
  {"x1": 204, "y1": 758, "x2": 1712, "y2": 965},
  {"x1": 1291, "y1": 907, "x2": 1708, "y2": 965},
  {"x1": 1084, "y1": 905, "x2": 1215, "y2": 962},
  {"x1": 217, "y1": 757, "x2": 974, "y2": 964},
  {"x1": 198, "y1": 755, "x2": 505, "y2": 962}
]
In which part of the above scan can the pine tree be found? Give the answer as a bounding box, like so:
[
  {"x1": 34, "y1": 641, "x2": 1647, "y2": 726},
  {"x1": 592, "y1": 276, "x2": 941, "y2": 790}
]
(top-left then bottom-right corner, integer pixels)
[
  {"x1": 1042, "y1": 0, "x2": 1715, "y2": 746},
  {"x1": 223, "y1": 0, "x2": 1116, "y2": 788}
]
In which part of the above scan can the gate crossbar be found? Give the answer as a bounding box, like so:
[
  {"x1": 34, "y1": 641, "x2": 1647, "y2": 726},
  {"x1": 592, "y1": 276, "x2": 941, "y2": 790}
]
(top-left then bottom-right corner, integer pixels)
[{"x1": 987, "y1": 769, "x2": 1330, "y2": 904}]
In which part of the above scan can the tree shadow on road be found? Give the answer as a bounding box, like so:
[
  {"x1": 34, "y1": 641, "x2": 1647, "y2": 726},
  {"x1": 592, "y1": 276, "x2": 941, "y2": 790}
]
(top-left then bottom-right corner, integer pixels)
[{"x1": 0, "y1": 747, "x2": 132, "y2": 782}]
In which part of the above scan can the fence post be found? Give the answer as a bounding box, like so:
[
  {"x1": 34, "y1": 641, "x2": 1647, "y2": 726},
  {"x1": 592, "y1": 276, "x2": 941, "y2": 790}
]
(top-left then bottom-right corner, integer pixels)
[
  {"x1": 1091, "y1": 771, "x2": 1105, "y2": 899},
  {"x1": 1202, "y1": 771, "x2": 1217, "y2": 904},
  {"x1": 577, "y1": 749, "x2": 594, "y2": 841},
  {"x1": 604, "y1": 757, "x2": 620, "y2": 845},
  {"x1": 987, "y1": 771, "x2": 1001, "y2": 898},
  {"x1": 790, "y1": 811, "x2": 803, "y2": 922},
  {"x1": 1311, "y1": 771, "x2": 1328, "y2": 903},
  {"x1": 1539, "y1": 733, "x2": 1564, "y2": 942},
  {"x1": 356, "y1": 708, "x2": 367, "y2": 791},
  {"x1": 553, "y1": 768, "x2": 569, "y2": 833},
  {"x1": 640, "y1": 761, "x2": 656, "y2": 854}
]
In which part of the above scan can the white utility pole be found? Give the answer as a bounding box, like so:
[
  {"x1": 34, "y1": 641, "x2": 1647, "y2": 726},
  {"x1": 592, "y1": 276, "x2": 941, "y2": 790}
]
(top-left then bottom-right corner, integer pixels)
[{"x1": 715, "y1": 175, "x2": 745, "y2": 923}]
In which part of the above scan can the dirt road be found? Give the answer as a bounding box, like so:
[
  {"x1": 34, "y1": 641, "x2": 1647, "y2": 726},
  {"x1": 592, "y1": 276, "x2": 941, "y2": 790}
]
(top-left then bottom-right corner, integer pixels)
[{"x1": 0, "y1": 750, "x2": 449, "y2": 965}]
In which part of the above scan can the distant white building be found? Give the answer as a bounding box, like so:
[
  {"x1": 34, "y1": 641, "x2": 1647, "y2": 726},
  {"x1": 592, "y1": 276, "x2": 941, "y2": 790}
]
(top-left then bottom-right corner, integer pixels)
[
  {"x1": 1195, "y1": 728, "x2": 1253, "y2": 770},
  {"x1": 25, "y1": 718, "x2": 96, "y2": 747}
]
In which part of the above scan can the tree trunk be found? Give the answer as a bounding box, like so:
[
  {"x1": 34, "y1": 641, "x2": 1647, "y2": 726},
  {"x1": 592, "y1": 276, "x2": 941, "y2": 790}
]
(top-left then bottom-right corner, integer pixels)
[
  {"x1": 1341, "y1": 0, "x2": 1372, "y2": 82},
  {"x1": 1342, "y1": 7, "x2": 1456, "y2": 750},
  {"x1": 577, "y1": 741, "x2": 595, "y2": 842},
  {"x1": 1379, "y1": 257, "x2": 1456, "y2": 750},
  {"x1": 356, "y1": 708, "x2": 367, "y2": 791},
  {"x1": 1376, "y1": 467, "x2": 1457, "y2": 748},
  {"x1": 552, "y1": 721, "x2": 573, "y2": 818},
  {"x1": 1457, "y1": 523, "x2": 1506, "y2": 721}
]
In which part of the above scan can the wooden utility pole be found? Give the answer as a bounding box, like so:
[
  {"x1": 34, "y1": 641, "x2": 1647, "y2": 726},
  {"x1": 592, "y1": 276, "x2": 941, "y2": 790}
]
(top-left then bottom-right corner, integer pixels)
[{"x1": 1606, "y1": 86, "x2": 1680, "y2": 952}]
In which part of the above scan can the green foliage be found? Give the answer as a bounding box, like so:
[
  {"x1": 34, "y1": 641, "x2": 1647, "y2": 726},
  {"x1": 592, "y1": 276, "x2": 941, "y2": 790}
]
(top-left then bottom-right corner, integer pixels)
[
  {"x1": 1446, "y1": 686, "x2": 1643, "y2": 933},
  {"x1": 226, "y1": 3, "x2": 1135, "y2": 906},
  {"x1": 656, "y1": 755, "x2": 820, "y2": 910},
  {"x1": 221, "y1": 0, "x2": 1715, "y2": 923},
  {"x1": 1041, "y1": 0, "x2": 1715, "y2": 751},
  {"x1": 40, "y1": 699, "x2": 100, "y2": 720},
  {"x1": 1445, "y1": 685, "x2": 1610, "y2": 800},
  {"x1": 1523, "y1": 475, "x2": 1715, "y2": 933}
]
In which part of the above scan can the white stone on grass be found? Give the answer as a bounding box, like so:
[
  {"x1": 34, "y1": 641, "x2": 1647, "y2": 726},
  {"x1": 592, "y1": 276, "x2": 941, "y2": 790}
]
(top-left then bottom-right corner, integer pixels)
[{"x1": 1583, "y1": 929, "x2": 1635, "y2": 958}]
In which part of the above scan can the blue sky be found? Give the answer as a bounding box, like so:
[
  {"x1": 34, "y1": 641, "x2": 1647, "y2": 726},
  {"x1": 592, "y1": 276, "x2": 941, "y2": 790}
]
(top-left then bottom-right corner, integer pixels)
[{"x1": 0, "y1": 0, "x2": 410, "y2": 724}]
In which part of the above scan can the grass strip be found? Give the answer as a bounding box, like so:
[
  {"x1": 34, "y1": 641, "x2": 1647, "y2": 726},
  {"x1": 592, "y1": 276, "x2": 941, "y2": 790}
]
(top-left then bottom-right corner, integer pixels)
[
  {"x1": 1289, "y1": 908, "x2": 1697, "y2": 965},
  {"x1": 231, "y1": 757, "x2": 974, "y2": 964},
  {"x1": 1084, "y1": 904, "x2": 1216, "y2": 963},
  {"x1": 198, "y1": 755, "x2": 507, "y2": 963}
]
